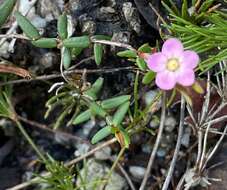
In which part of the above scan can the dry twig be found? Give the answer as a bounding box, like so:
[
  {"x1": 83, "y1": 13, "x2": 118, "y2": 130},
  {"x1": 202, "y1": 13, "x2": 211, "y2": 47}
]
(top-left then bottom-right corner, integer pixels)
[
  {"x1": 162, "y1": 96, "x2": 186, "y2": 190},
  {"x1": 139, "y1": 92, "x2": 166, "y2": 190}
]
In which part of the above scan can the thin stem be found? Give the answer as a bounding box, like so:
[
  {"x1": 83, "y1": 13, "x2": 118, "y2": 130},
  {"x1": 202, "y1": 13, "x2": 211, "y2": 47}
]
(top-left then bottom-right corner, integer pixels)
[
  {"x1": 139, "y1": 92, "x2": 166, "y2": 190},
  {"x1": 15, "y1": 120, "x2": 46, "y2": 162},
  {"x1": 202, "y1": 125, "x2": 227, "y2": 171},
  {"x1": 117, "y1": 163, "x2": 136, "y2": 190},
  {"x1": 196, "y1": 129, "x2": 203, "y2": 167},
  {"x1": 0, "y1": 67, "x2": 135, "y2": 86},
  {"x1": 199, "y1": 122, "x2": 211, "y2": 171},
  {"x1": 105, "y1": 147, "x2": 126, "y2": 186},
  {"x1": 91, "y1": 39, "x2": 137, "y2": 51},
  {"x1": 162, "y1": 96, "x2": 185, "y2": 190},
  {"x1": 0, "y1": 34, "x2": 30, "y2": 40}
]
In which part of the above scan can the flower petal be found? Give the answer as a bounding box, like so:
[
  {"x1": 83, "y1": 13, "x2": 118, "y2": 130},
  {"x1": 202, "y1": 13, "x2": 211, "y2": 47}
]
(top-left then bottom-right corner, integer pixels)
[
  {"x1": 181, "y1": 50, "x2": 199, "y2": 69},
  {"x1": 177, "y1": 69, "x2": 195, "y2": 86},
  {"x1": 162, "y1": 38, "x2": 184, "y2": 58},
  {"x1": 147, "y1": 52, "x2": 167, "y2": 72},
  {"x1": 155, "y1": 71, "x2": 176, "y2": 90}
]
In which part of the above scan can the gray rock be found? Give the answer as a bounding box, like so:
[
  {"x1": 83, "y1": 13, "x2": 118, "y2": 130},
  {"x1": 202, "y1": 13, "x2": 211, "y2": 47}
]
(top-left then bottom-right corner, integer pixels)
[
  {"x1": 122, "y1": 2, "x2": 141, "y2": 33},
  {"x1": 144, "y1": 90, "x2": 160, "y2": 108},
  {"x1": 76, "y1": 120, "x2": 96, "y2": 138},
  {"x1": 181, "y1": 127, "x2": 191, "y2": 148},
  {"x1": 37, "y1": 0, "x2": 63, "y2": 21},
  {"x1": 77, "y1": 159, "x2": 128, "y2": 190},
  {"x1": 27, "y1": 7, "x2": 47, "y2": 30},
  {"x1": 111, "y1": 32, "x2": 131, "y2": 52},
  {"x1": 83, "y1": 120, "x2": 96, "y2": 137},
  {"x1": 39, "y1": 52, "x2": 56, "y2": 69},
  {"x1": 142, "y1": 144, "x2": 152, "y2": 154},
  {"x1": 100, "y1": 6, "x2": 116, "y2": 14},
  {"x1": 81, "y1": 20, "x2": 96, "y2": 34},
  {"x1": 157, "y1": 148, "x2": 167, "y2": 157},
  {"x1": 74, "y1": 143, "x2": 90, "y2": 157},
  {"x1": 94, "y1": 146, "x2": 111, "y2": 160},
  {"x1": 164, "y1": 116, "x2": 177, "y2": 132},
  {"x1": 129, "y1": 166, "x2": 146, "y2": 179}
]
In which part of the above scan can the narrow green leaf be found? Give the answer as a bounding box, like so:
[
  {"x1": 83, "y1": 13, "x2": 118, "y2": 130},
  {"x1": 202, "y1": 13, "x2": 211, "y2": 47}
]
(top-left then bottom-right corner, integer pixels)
[
  {"x1": 167, "y1": 0, "x2": 181, "y2": 15},
  {"x1": 90, "y1": 102, "x2": 107, "y2": 118},
  {"x1": 57, "y1": 13, "x2": 68, "y2": 40},
  {"x1": 94, "y1": 43, "x2": 103, "y2": 66},
  {"x1": 31, "y1": 38, "x2": 57, "y2": 48},
  {"x1": 181, "y1": 0, "x2": 189, "y2": 19},
  {"x1": 84, "y1": 77, "x2": 104, "y2": 96},
  {"x1": 71, "y1": 47, "x2": 84, "y2": 59},
  {"x1": 73, "y1": 109, "x2": 91, "y2": 125},
  {"x1": 91, "y1": 126, "x2": 112, "y2": 144},
  {"x1": 142, "y1": 71, "x2": 156, "y2": 84},
  {"x1": 161, "y1": 1, "x2": 176, "y2": 16},
  {"x1": 138, "y1": 43, "x2": 152, "y2": 53},
  {"x1": 117, "y1": 50, "x2": 137, "y2": 58},
  {"x1": 0, "y1": 0, "x2": 16, "y2": 28},
  {"x1": 62, "y1": 48, "x2": 71, "y2": 69},
  {"x1": 113, "y1": 101, "x2": 130, "y2": 126},
  {"x1": 198, "y1": 0, "x2": 214, "y2": 13},
  {"x1": 92, "y1": 78, "x2": 103, "y2": 92},
  {"x1": 192, "y1": 0, "x2": 197, "y2": 6},
  {"x1": 133, "y1": 71, "x2": 139, "y2": 118},
  {"x1": 136, "y1": 57, "x2": 147, "y2": 70},
  {"x1": 92, "y1": 35, "x2": 111, "y2": 40},
  {"x1": 15, "y1": 11, "x2": 40, "y2": 40},
  {"x1": 63, "y1": 36, "x2": 90, "y2": 48},
  {"x1": 101, "y1": 95, "x2": 131, "y2": 110}
]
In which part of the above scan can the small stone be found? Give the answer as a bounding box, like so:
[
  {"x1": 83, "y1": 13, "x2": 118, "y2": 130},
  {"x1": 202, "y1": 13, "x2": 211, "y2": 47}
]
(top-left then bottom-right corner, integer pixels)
[
  {"x1": 77, "y1": 159, "x2": 128, "y2": 190},
  {"x1": 81, "y1": 20, "x2": 96, "y2": 34},
  {"x1": 54, "y1": 131, "x2": 70, "y2": 145},
  {"x1": 94, "y1": 146, "x2": 111, "y2": 160},
  {"x1": 39, "y1": 52, "x2": 56, "y2": 69},
  {"x1": 27, "y1": 7, "x2": 47, "y2": 29},
  {"x1": 144, "y1": 90, "x2": 159, "y2": 106},
  {"x1": 74, "y1": 143, "x2": 90, "y2": 157},
  {"x1": 142, "y1": 144, "x2": 152, "y2": 154},
  {"x1": 157, "y1": 148, "x2": 167, "y2": 157},
  {"x1": 129, "y1": 166, "x2": 146, "y2": 179},
  {"x1": 38, "y1": 0, "x2": 63, "y2": 21},
  {"x1": 82, "y1": 120, "x2": 96, "y2": 137},
  {"x1": 30, "y1": 15, "x2": 47, "y2": 29},
  {"x1": 181, "y1": 127, "x2": 191, "y2": 148},
  {"x1": 122, "y1": 2, "x2": 141, "y2": 33},
  {"x1": 111, "y1": 32, "x2": 131, "y2": 52},
  {"x1": 100, "y1": 7, "x2": 116, "y2": 14},
  {"x1": 164, "y1": 116, "x2": 177, "y2": 132}
]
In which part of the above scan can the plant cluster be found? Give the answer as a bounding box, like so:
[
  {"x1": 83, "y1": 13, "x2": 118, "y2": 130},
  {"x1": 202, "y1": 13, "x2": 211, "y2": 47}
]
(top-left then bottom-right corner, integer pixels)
[{"x1": 0, "y1": 0, "x2": 227, "y2": 190}]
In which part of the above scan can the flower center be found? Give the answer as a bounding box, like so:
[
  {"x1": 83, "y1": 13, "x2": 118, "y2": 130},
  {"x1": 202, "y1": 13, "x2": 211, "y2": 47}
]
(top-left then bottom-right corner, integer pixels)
[{"x1": 166, "y1": 59, "x2": 180, "y2": 72}]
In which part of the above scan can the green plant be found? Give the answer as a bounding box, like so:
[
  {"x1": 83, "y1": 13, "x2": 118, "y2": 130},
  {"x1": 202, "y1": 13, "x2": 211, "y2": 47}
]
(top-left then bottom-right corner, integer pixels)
[
  {"x1": 37, "y1": 155, "x2": 75, "y2": 190},
  {"x1": 14, "y1": 12, "x2": 110, "y2": 68},
  {"x1": 162, "y1": 0, "x2": 227, "y2": 74},
  {"x1": 45, "y1": 75, "x2": 131, "y2": 148}
]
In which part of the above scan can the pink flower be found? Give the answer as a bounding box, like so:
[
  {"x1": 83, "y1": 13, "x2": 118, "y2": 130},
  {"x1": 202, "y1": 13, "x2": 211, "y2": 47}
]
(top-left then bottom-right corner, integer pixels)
[{"x1": 146, "y1": 38, "x2": 199, "y2": 90}]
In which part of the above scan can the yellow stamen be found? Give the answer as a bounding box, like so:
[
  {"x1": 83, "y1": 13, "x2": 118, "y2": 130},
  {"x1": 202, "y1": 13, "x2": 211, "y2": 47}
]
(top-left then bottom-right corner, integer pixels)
[{"x1": 166, "y1": 59, "x2": 180, "y2": 71}]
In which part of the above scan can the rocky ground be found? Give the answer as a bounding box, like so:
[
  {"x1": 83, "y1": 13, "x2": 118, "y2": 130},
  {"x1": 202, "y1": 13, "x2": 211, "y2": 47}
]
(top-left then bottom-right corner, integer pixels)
[{"x1": 0, "y1": 0, "x2": 227, "y2": 190}]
